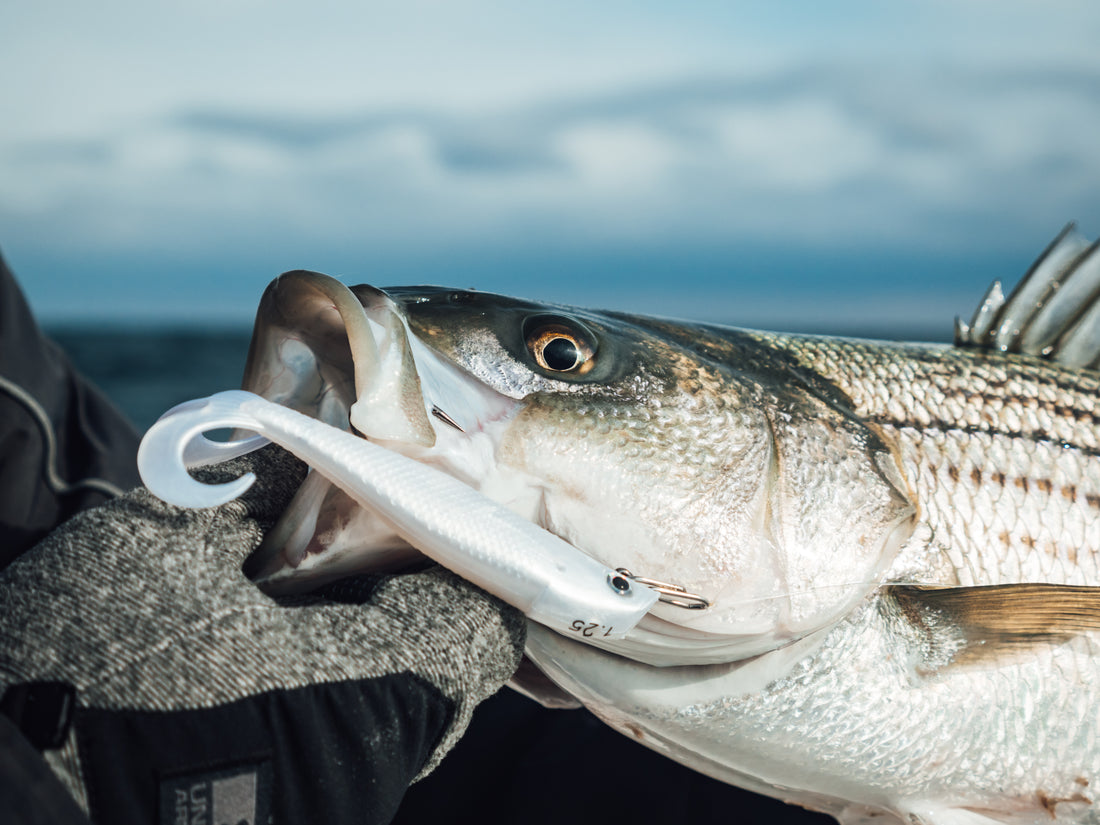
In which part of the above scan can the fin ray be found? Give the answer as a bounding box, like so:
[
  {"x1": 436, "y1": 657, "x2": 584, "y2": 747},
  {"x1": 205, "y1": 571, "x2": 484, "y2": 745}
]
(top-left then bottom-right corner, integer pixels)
[
  {"x1": 992, "y1": 223, "x2": 1088, "y2": 352},
  {"x1": 1019, "y1": 239, "x2": 1100, "y2": 356},
  {"x1": 1051, "y1": 245, "x2": 1100, "y2": 369},
  {"x1": 961, "y1": 280, "x2": 1005, "y2": 344},
  {"x1": 955, "y1": 224, "x2": 1100, "y2": 369},
  {"x1": 888, "y1": 583, "x2": 1100, "y2": 668}
]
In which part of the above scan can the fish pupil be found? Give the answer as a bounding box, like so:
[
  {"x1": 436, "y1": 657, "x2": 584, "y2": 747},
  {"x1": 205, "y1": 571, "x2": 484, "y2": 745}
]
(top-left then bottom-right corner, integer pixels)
[{"x1": 542, "y1": 337, "x2": 581, "y2": 371}]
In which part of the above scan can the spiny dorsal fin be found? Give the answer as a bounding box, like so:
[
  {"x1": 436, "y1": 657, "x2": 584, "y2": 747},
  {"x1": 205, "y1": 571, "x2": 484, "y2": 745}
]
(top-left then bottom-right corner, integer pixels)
[
  {"x1": 888, "y1": 583, "x2": 1100, "y2": 671},
  {"x1": 955, "y1": 224, "x2": 1100, "y2": 369}
]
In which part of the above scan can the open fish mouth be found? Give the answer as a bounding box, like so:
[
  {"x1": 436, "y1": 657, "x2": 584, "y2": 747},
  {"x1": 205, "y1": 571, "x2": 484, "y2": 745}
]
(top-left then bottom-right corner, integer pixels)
[{"x1": 239, "y1": 272, "x2": 522, "y2": 589}]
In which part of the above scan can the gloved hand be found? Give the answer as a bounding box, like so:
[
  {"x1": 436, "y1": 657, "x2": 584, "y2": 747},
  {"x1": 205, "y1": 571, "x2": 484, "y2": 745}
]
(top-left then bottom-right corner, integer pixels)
[{"x1": 0, "y1": 445, "x2": 526, "y2": 825}]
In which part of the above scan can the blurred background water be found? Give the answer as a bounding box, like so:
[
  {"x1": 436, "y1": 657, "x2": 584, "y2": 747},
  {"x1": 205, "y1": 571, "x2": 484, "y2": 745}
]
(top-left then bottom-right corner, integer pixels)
[{"x1": 47, "y1": 326, "x2": 253, "y2": 432}]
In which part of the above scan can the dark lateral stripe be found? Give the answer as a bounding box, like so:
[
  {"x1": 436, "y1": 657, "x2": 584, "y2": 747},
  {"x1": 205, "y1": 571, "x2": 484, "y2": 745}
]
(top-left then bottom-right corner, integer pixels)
[
  {"x1": 897, "y1": 373, "x2": 1098, "y2": 417},
  {"x1": 928, "y1": 389, "x2": 1100, "y2": 428},
  {"x1": 839, "y1": 347, "x2": 1100, "y2": 406},
  {"x1": 874, "y1": 418, "x2": 1100, "y2": 458},
  {"x1": 931, "y1": 463, "x2": 1095, "y2": 511},
  {"x1": 865, "y1": 346, "x2": 1100, "y2": 392}
]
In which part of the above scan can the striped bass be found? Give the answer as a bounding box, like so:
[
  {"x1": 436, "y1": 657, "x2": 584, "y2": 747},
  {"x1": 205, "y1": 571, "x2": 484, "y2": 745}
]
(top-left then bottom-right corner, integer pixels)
[{"x1": 182, "y1": 225, "x2": 1100, "y2": 824}]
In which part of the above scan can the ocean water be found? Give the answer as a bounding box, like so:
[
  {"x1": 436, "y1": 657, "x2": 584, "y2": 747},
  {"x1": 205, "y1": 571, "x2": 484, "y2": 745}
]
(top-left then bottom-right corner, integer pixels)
[{"x1": 50, "y1": 326, "x2": 253, "y2": 432}]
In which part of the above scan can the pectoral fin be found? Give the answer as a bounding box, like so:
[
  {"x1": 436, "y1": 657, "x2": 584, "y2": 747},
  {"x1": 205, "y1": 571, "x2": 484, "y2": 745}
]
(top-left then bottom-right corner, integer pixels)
[{"x1": 888, "y1": 583, "x2": 1100, "y2": 670}]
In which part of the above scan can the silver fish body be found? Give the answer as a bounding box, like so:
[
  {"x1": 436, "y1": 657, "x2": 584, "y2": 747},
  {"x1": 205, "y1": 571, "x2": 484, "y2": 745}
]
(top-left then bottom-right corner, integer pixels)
[
  {"x1": 237, "y1": 229, "x2": 1100, "y2": 825},
  {"x1": 527, "y1": 332, "x2": 1100, "y2": 825}
]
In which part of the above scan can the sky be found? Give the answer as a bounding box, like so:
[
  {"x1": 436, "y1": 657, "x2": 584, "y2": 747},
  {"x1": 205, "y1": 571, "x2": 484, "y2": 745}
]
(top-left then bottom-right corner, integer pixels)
[{"x1": 3, "y1": 1, "x2": 1100, "y2": 333}]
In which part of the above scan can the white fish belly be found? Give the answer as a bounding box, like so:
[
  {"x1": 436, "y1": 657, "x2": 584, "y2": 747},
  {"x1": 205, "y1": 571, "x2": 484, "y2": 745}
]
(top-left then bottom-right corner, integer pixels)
[{"x1": 527, "y1": 600, "x2": 1100, "y2": 824}]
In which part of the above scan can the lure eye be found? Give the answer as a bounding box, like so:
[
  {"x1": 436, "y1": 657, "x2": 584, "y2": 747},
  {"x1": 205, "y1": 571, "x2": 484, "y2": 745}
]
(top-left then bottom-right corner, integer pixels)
[{"x1": 524, "y1": 316, "x2": 596, "y2": 375}]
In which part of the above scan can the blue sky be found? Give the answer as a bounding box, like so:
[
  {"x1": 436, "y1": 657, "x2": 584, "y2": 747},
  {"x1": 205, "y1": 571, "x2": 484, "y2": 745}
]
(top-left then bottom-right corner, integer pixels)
[{"x1": 3, "y1": 1, "x2": 1099, "y2": 334}]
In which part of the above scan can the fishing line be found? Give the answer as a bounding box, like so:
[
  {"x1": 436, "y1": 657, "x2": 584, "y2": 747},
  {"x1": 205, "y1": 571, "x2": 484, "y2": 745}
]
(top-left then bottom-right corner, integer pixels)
[
  {"x1": 0, "y1": 373, "x2": 128, "y2": 499},
  {"x1": 726, "y1": 578, "x2": 935, "y2": 608}
]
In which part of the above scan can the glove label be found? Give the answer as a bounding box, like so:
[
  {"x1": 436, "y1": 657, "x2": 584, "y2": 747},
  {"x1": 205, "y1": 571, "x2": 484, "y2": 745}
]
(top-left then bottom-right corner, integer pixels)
[{"x1": 159, "y1": 761, "x2": 271, "y2": 825}]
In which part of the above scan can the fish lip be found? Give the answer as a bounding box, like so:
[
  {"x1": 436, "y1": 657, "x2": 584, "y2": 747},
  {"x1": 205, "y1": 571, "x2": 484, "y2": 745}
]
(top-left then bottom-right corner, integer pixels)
[{"x1": 348, "y1": 285, "x2": 525, "y2": 489}]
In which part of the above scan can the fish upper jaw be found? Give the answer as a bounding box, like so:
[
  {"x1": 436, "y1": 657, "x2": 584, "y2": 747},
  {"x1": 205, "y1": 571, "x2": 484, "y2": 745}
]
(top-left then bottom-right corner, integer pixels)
[
  {"x1": 348, "y1": 296, "x2": 524, "y2": 490},
  {"x1": 345, "y1": 283, "x2": 521, "y2": 475}
]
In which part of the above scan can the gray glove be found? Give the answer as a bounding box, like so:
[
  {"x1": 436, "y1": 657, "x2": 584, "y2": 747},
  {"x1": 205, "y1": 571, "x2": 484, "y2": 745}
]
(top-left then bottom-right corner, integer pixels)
[{"x1": 0, "y1": 446, "x2": 526, "y2": 825}]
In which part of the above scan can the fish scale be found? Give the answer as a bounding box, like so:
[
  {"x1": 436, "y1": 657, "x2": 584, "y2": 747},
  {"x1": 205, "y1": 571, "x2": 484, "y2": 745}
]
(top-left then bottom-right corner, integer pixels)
[
  {"x1": 753, "y1": 335, "x2": 1100, "y2": 595},
  {"x1": 527, "y1": 591, "x2": 1100, "y2": 823}
]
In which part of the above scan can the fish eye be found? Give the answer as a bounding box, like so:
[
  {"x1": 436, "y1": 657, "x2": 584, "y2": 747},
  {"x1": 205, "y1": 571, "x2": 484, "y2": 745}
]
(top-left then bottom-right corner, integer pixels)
[{"x1": 523, "y1": 316, "x2": 596, "y2": 375}]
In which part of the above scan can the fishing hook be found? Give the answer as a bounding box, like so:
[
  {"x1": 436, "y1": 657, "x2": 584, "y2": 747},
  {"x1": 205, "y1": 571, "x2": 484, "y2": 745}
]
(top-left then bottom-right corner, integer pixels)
[{"x1": 616, "y1": 568, "x2": 710, "y2": 610}]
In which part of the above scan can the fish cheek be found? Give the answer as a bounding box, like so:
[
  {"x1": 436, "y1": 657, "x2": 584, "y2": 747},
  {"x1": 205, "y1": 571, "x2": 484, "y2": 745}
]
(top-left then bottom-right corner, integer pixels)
[
  {"x1": 495, "y1": 380, "x2": 785, "y2": 633},
  {"x1": 491, "y1": 393, "x2": 610, "y2": 504}
]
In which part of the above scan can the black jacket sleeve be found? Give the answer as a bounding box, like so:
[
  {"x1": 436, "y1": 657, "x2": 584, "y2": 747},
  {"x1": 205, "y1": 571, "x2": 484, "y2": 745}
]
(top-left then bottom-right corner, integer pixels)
[
  {"x1": 0, "y1": 704, "x2": 91, "y2": 825},
  {"x1": 0, "y1": 251, "x2": 136, "y2": 824},
  {"x1": 0, "y1": 248, "x2": 142, "y2": 569}
]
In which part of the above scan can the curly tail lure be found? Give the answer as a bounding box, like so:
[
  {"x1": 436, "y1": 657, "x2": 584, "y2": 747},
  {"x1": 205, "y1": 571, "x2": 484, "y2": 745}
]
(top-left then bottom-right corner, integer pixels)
[{"x1": 137, "y1": 390, "x2": 658, "y2": 639}]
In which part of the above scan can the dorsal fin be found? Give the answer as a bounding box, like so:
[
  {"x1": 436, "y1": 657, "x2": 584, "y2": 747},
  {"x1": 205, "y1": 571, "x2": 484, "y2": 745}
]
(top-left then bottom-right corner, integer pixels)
[
  {"x1": 888, "y1": 583, "x2": 1100, "y2": 671},
  {"x1": 955, "y1": 224, "x2": 1100, "y2": 369}
]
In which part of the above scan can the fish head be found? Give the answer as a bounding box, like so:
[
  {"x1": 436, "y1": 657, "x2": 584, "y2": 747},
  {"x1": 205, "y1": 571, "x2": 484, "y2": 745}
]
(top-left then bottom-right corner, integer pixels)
[{"x1": 243, "y1": 272, "x2": 916, "y2": 664}]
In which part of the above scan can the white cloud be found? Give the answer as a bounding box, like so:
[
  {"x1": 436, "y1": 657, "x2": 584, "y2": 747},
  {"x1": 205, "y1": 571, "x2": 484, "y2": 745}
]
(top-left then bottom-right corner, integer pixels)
[
  {"x1": 3, "y1": 1, "x2": 1100, "y2": 322},
  {"x1": 11, "y1": 60, "x2": 1097, "y2": 253},
  {"x1": 555, "y1": 123, "x2": 679, "y2": 191},
  {"x1": 32, "y1": 62, "x2": 1100, "y2": 247},
  {"x1": 709, "y1": 100, "x2": 883, "y2": 189}
]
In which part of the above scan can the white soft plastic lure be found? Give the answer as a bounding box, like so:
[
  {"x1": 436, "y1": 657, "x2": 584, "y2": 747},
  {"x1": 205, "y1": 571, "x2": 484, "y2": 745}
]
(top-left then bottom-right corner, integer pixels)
[{"x1": 137, "y1": 389, "x2": 657, "y2": 639}]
